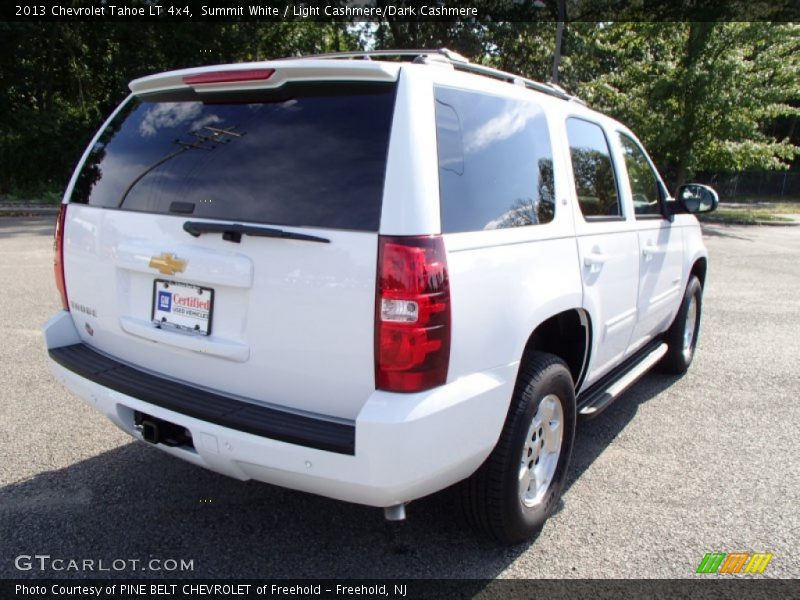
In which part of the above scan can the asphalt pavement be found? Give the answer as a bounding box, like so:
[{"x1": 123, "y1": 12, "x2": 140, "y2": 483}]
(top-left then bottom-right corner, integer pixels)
[{"x1": 0, "y1": 216, "x2": 797, "y2": 579}]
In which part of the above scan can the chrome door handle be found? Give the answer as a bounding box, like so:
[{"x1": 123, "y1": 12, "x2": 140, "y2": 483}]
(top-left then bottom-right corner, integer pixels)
[
  {"x1": 642, "y1": 244, "x2": 662, "y2": 257},
  {"x1": 584, "y1": 252, "x2": 608, "y2": 267}
]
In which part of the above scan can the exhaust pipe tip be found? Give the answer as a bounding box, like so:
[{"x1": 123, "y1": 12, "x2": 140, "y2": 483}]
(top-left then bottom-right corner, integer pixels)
[{"x1": 383, "y1": 504, "x2": 406, "y2": 522}]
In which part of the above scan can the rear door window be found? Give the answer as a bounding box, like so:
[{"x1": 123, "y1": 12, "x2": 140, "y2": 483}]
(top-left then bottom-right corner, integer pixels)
[
  {"x1": 69, "y1": 82, "x2": 397, "y2": 231},
  {"x1": 566, "y1": 117, "x2": 621, "y2": 220},
  {"x1": 434, "y1": 86, "x2": 556, "y2": 233}
]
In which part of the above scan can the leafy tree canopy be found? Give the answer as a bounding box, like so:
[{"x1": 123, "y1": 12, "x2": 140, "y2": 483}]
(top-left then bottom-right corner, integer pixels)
[{"x1": 1, "y1": 21, "x2": 797, "y2": 196}]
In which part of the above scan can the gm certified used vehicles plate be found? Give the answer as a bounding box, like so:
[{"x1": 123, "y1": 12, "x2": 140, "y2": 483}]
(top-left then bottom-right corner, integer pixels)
[{"x1": 152, "y1": 280, "x2": 214, "y2": 335}]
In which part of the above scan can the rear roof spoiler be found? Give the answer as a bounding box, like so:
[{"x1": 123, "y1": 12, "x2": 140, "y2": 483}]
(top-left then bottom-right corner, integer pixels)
[
  {"x1": 129, "y1": 49, "x2": 585, "y2": 105},
  {"x1": 129, "y1": 60, "x2": 400, "y2": 96}
]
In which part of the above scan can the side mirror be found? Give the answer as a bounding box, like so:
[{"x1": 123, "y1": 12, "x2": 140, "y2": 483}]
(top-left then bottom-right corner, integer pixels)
[{"x1": 676, "y1": 183, "x2": 719, "y2": 214}]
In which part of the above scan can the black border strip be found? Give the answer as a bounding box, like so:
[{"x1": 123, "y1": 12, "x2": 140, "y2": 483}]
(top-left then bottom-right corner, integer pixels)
[
  {"x1": 3, "y1": 579, "x2": 797, "y2": 598},
  {"x1": 49, "y1": 343, "x2": 356, "y2": 455},
  {"x1": 5, "y1": 1, "x2": 800, "y2": 22}
]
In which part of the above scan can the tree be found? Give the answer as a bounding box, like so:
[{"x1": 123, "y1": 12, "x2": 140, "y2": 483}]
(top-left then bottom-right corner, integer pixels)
[
  {"x1": 568, "y1": 23, "x2": 800, "y2": 187},
  {"x1": 2, "y1": 21, "x2": 799, "y2": 197},
  {"x1": 0, "y1": 22, "x2": 358, "y2": 196}
]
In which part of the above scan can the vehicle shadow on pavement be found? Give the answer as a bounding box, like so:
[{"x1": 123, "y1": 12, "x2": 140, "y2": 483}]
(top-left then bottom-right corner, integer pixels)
[
  {"x1": 0, "y1": 441, "x2": 502, "y2": 579},
  {"x1": 566, "y1": 372, "x2": 682, "y2": 497},
  {"x1": 0, "y1": 374, "x2": 678, "y2": 580},
  {"x1": 699, "y1": 224, "x2": 752, "y2": 241}
]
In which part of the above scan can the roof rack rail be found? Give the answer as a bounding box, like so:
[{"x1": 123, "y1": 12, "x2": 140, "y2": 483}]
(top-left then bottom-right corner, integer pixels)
[
  {"x1": 450, "y1": 61, "x2": 587, "y2": 106},
  {"x1": 289, "y1": 48, "x2": 585, "y2": 105},
  {"x1": 291, "y1": 48, "x2": 470, "y2": 64}
]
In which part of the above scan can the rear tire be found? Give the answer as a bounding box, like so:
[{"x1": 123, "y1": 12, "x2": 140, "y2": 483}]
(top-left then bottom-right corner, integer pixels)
[
  {"x1": 461, "y1": 352, "x2": 576, "y2": 545},
  {"x1": 660, "y1": 275, "x2": 703, "y2": 374}
]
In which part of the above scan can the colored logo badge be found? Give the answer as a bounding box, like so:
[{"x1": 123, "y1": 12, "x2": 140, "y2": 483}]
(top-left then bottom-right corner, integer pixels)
[
  {"x1": 158, "y1": 290, "x2": 172, "y2": 312},
  {"x1": 149, "y1": 252, "x2": 187, "y2": 276},
  {"x1": 696, "y1": 552, "x2": 773, "y2": 574}
]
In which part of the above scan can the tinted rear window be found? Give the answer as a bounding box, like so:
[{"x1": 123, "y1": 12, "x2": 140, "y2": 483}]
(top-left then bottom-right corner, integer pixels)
[
  {"x1": 434, "y1": 86, "x2": 555, "y2": 233},
  {"x1": 70, "y1": 82, "x2": 396, "y2": 231}
]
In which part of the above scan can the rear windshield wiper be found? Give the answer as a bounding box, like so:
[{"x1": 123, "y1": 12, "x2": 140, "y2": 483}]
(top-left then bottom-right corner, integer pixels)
[{"x1": 183, "y1": 221, "x2": 330, "y2": 244}]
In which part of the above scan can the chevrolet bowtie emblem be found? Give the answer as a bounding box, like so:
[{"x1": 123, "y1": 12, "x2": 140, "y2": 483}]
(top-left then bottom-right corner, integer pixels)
[{"x1": 149, "y1": 253, "x2": 186, "y2": 276}]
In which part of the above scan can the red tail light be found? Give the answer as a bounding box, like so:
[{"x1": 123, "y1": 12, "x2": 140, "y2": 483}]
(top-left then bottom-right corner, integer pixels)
[
  {"x1": 182, "y1": 69, "x2": 275, "y2": 85},
  {"x1": 376, "y1": 235, "x2": 451, "y2": 393},
  {"x1": 54, "y1": 204, "x2": 69, "y2": 311}
]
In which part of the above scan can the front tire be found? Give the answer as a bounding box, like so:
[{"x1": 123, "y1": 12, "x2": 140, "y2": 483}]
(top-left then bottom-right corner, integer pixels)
[
  {"x1": 461, "y1": 352, "x2": 576, "y2": 545},
  {"x1": 660, "y1": 275, "x2": 703, "y2": 374}
]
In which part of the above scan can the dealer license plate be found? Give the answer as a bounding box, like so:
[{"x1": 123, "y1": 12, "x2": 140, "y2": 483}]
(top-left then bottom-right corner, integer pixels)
[{"x1": 151, "y1": 280, "x2": 214, "y2": 336}]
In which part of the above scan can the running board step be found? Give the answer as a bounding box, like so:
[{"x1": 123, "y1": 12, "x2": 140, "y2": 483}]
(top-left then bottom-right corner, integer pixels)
[{"x1": 578, "y1": 343, "x2": 668, "y2": 418}]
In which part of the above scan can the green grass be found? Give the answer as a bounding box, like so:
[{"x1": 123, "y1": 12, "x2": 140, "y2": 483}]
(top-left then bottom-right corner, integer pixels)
[
  {"x1": 700, "y1": 208, "x2": 793, "y2": 225},
  {"x1": 0, "y1": 191, "x2": 62, "y2": 204},
  {"x1": 729, "y1": 195, "x2": 800, "y2": 206},
  {"x1": 764, "y1": 203, "x2": 800, "y2": 214}
]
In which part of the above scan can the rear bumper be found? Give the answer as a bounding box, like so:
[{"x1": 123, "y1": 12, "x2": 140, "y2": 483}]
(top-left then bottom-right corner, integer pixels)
[
  {"x1": 43, "y1": 311, "x2": 515, "y2": 507},
  {"x1": 49, "y1": 343, "x2": 356, "y2": 455}
]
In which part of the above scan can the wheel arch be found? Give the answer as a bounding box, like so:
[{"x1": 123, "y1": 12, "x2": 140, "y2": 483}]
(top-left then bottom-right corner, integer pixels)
[
  {"x1": 690, "y1": 256, "x2": 708, "y2": 288},
  {"x1": 520, "y1": 308, "x2": 592, "y2": 392}
]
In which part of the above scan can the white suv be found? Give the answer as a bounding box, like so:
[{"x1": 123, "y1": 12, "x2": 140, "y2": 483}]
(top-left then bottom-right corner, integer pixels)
[{"x1": 43, "y1": 49, "x2": 717, "y2": 544}]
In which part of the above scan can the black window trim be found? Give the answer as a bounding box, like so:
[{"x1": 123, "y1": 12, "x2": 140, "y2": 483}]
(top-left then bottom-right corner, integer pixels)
[
  {"x1": 565, "y1": 115, "x2": 625, "y2": 223},
  {"x1": 616, "y1": 130, "x2": 669, "y2": 222},
  {"x1": 582, "y1": 215, "x2": 626, "y2": 223}
]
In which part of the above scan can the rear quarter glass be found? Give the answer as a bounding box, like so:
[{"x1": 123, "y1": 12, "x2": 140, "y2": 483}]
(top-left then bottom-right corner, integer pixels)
[
  {"x1": 69, "y1": 82, "x2": 397, "y2": 232},
  {"x1": 434, "y1": 85, "x2": 556, "y2": 233}
]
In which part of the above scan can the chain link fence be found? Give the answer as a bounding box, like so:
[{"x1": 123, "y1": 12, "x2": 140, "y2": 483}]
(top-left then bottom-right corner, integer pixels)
[{"x1": 696, "y1": 171, "x2": 800, "y2": 203}]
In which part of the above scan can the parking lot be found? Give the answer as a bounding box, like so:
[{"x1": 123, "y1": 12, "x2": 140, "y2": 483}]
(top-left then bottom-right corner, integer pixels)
[{"x1": 1, "y1": 216, "x2": 797, "y2": 579}]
